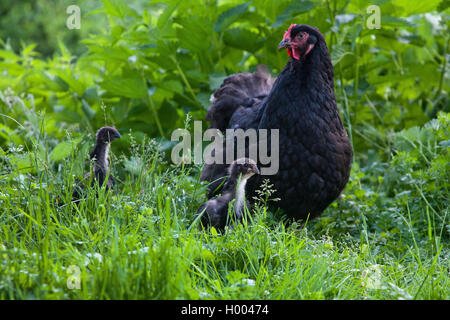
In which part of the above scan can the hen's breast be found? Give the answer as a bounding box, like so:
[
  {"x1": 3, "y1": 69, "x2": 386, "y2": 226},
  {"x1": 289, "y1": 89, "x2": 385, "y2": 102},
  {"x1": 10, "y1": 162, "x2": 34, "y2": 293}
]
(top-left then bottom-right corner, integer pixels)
[{"x1": 256, "y1": 92, "x2": 352, "y2": 219}]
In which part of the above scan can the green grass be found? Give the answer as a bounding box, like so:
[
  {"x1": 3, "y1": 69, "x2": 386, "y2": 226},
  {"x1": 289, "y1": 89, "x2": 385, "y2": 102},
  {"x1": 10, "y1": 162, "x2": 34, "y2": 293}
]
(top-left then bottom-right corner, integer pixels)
[{"x1": 0, "y1": 114, "x2": 448, "y2": 299}]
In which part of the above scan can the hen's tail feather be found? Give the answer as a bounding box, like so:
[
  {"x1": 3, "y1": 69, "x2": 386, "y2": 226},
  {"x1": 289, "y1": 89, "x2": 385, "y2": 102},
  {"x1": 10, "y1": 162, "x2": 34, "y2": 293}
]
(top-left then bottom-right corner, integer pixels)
[
  {"x1": 206, "y1": 65, "x2": 274, "y2": 132},
  {"x1": 202, "y1": 65, "x2": 274, "y2": 197}
]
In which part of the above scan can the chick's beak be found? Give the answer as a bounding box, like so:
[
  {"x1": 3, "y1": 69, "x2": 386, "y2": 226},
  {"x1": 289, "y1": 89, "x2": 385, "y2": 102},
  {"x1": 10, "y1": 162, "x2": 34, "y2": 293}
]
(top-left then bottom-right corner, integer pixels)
[{"x1": 278, "y1": 39, "x2": 291, "y2": 50}]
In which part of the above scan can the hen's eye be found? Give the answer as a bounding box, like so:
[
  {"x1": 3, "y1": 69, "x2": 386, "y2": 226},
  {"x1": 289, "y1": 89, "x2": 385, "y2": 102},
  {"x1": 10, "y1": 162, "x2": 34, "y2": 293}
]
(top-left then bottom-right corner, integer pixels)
[
  {"x1": 298, "y1": 33, "x2": 304, "y2": 39},
  {"x1": 244, "y1": 163, "x2": 248, "y2": 168}
]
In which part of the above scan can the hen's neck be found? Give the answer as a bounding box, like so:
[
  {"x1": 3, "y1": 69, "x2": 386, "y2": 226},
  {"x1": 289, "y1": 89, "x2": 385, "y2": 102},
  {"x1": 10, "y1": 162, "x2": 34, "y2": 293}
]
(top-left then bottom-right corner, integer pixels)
[
  {"x1": 263, "y1": 44, "x2": 335, "y2": 120},
  {"x1": 290, "y1": 40, "x2": 334, "y2": 87}
]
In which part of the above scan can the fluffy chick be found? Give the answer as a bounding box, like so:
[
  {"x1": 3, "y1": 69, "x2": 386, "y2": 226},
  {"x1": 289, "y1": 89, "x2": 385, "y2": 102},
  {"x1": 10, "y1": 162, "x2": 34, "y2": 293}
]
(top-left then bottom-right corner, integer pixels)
[
  {"x1": 72, "y1": 126, "x2": 121, "y2": 200},
  {"x1": 197, "y1": 158, "x2": 259, "y2": 230}
]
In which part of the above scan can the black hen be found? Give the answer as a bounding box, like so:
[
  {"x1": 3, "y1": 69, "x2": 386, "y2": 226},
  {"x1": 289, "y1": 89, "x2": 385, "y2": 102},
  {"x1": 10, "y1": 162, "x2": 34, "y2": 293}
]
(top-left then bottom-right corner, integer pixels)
[
  {"x1": 201, "y1": 24, "x2": 353, "y2": 221},
  {"x1": 197, "y1": 158, "x2": 260, "y2": 230},
  {"x1": 72, "y1": 126, "x2": 121, "y2": 199}
]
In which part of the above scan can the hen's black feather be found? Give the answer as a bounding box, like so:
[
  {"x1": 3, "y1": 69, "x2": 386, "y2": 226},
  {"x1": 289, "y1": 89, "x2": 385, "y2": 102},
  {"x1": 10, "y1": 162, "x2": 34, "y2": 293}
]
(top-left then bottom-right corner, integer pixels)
[
  {"x1": 201, "y1": 25, "x2": 353, "y2": 221},
  {"x1": 206, "y1": 65, "x2": 274, "y2": 132},
  {"x1": 201, "y1": 66, "x2": 274, "y2": 196}
]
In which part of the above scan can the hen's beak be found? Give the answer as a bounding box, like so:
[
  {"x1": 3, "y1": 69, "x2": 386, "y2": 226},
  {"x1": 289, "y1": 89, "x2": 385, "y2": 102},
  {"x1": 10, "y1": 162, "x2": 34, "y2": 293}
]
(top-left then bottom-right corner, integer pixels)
[
  {"x1": 252, "y1": 167, "x2": 260, "y2": 175},
  {"x1": 278, "y1": 39, "x2": 291, "y2": 50}
]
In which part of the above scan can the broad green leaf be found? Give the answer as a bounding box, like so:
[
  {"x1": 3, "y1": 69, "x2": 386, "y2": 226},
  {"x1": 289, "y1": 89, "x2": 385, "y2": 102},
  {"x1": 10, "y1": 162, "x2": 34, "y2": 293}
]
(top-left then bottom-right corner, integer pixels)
[
  {"x1": 81, "y1": 99, "x2": 96, "y2": 120},
  {"x1": 331, "y1": 46, "x2": 353, "y2": 66},
  {"x1": 158, "y1": 80, "x2": 183, "y2": 94},
  {"x1": 223, "y1": 28, "x2": 263, "y2": 52},
  {"x1": 52, "y1": 70, "x2": 85, "y2": 95},
  {"x1": 196, "y1": 92, "x2": 211, "y2": 110},
  {"x1": 272, "y1": 0, "x2": 315, "y2": 28},
  {"x1": 209, "y1": 72, "x2": 227, "y2": 90},
  {"x1": 175, "y1": 17, "x2": 211, "y2": 52},
  {"x1": 347, "y1": 0, "x2": 390, "y2": 13},
  {"x1": 22, "y1": 44, "x2": 38, "y2": 57},
  {"x1": 50, "y1": 109, "x2": 86, "y2": 124},
  {"x1": 83, "y1": 87, "x2": 99, "y2": 100},
  {"x1": 111, "y1": 25, "x2": 125, "y2": 39},
  {"x1": 0, "y1": 49, "x2": 19, "y2": 61},
  {"x1": 0, "y1": 123, "x2": 21, "y2": 144},
  {"x1": 101, "y1": 0, "x2": 138, "y2": 18},
  {"x1": 394, "y1": 0, "x2": 442, "y2": 16},
  {"x1": 214, "y1": 2, "x2": 251, "y2": 32},
  {"x1": 50, "y1": 137, "x2": 83, "y2": 162},
  {"x1": 381, "y1": 15, "x2": 417, "y2": 28},
  {"x1": 85, "y1": 44, "x2": 132, "y2": 64},
  {"x1": 101, "y1": 76, "x2": 147, "y2": 99}
]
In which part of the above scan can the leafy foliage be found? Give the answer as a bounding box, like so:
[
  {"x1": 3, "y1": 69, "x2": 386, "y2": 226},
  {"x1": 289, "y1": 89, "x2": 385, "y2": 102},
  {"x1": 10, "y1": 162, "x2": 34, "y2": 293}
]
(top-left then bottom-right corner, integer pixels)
[{"x1": 1, "y1": 0, "x2": 447, "y2": 151}]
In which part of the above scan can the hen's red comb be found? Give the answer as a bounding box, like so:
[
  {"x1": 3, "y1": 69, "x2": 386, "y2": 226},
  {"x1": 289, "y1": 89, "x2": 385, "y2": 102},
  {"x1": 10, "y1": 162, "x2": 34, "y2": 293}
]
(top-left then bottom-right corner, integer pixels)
[{"x1": 283, "y1": 24, "x2": 297, "y2": 40}]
